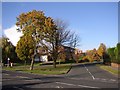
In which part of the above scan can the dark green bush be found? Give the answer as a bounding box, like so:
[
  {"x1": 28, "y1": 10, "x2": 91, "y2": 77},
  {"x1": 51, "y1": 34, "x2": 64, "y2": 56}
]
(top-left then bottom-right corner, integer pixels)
[{"x1": 107, "y1": 43, "x2": 120, "y2": 64}]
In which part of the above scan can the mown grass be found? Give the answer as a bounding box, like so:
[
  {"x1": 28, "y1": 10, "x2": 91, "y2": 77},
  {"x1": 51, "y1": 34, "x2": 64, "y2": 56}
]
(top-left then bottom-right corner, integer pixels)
[
  {"x1": 2, "y1": 63, "x2": 71, "y2": 75},
  {"x1": 97, "y1": 64, "x2": 120, "y2": 75}
]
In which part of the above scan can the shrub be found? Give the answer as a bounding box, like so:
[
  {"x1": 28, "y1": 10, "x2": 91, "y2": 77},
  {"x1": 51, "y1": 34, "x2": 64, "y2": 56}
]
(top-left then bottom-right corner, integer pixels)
[
  {"x1": 114, "y1": 43, "x2": 120, "y2": 64},
  {"x1": 107, "y1": 43, "x2": 120, "y2": 64}
]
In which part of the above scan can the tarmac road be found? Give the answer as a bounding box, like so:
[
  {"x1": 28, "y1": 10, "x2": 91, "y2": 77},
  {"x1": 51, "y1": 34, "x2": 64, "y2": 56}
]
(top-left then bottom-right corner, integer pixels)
[{"x1": 2, "y1": 63, "x2": 119, "y2": 90}]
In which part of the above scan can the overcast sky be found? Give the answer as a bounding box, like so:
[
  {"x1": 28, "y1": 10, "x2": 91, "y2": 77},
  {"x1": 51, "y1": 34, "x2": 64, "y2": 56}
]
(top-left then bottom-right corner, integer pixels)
[{"x1": 2, "y1": 2, "x2": 118, "y2": 51}]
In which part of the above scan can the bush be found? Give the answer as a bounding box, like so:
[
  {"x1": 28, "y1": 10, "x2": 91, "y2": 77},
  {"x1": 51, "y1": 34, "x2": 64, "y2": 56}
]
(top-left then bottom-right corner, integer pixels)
[
  {"x1": 103, "y1": 53, "x2": 111, "y2": 64},
  {"x1": 114, "y1": 43, "x2": 120, "y2": 64},
  {"x1": 107, "y1": 43, "x2": 120, "y2": 64}
]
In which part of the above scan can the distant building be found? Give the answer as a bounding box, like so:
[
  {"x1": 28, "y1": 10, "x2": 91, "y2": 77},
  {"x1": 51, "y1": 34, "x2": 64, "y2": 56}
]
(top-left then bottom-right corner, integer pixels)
[
  {"x1": 37, "y1": 47, "x2": 49, "y2": 62},
  {"x1": 63, "y1": 46, "x2": 75, "y2": 60},
  {"x1": 35, "y1": 45, "x2": 76, "y2": 62},
  {"x1": 74, "y1": 49, "x2": 83, "y2": 55}
]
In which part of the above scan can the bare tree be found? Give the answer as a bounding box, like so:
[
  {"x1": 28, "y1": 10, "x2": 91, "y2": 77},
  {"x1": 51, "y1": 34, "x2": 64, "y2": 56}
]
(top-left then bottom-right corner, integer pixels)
[{"x1": 40, "y1": 19, "x2": 79, "y2": 68}]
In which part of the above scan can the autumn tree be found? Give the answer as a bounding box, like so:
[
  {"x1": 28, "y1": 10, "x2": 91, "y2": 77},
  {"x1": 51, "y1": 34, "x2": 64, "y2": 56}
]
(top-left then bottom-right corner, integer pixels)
[
  {"x1": 16, "y1": 10, "x2": 79, "y2": 69},
  {"x1": 16, "y1": 10, "x2": 56, "y2": 69},
  {"x1": 57, "y1": 46, "x2": 66, "y2": 62},
  {"x1": 92, "y1": 49, "x2": 101, "y2": 61},
  {"x1": 85, "y1": 50, "x2": 94, "y2": 62},
  {"x1": 97, "y1": 43, "x2": 107, "y2": 62},
  {"x1": 83, "y1": 49, "x2": 101, "y2": 62}
]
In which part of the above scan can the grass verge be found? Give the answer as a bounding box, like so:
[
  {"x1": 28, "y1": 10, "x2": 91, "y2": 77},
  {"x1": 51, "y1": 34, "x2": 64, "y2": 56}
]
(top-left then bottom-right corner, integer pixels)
[
  {"x1": 2, "y1": 63, "x2": 71, "y2": 75},
  {"x1": 97, "y1": 64, "x2": 120, "y2": 75}
]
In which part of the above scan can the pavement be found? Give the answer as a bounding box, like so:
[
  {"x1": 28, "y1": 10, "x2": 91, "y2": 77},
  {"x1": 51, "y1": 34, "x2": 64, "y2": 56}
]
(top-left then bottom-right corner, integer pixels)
[{"x1": 2, "y1": 63, "x2": 120, "y2": 90}]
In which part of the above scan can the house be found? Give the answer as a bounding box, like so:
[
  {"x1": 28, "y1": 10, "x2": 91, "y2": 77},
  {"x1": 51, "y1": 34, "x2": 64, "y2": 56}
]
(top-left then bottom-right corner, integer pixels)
[
  {"x1": 38, "y1": 47, "x2": 49, "y2": 62},
  {"x1": 35, "y1": 45, "x2": 76, "y2": 62},
  {"x1": 74, "y1": 49, "x2": 83, "y2": 55},
  {"x1": 58, "y1": 46, "x2": 75, "y2": 61}
]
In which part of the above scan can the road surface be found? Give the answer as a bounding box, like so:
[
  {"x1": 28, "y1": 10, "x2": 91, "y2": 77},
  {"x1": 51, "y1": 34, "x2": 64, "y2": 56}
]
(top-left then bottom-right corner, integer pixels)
[{"x1": 2, "y1": 63, "x2": 119, "y2": 89}]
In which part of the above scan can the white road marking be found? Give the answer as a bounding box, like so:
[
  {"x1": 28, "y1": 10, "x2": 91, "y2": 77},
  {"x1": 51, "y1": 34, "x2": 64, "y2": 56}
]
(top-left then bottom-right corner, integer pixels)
[
  {"x1": 56, "y1": 82, "x2": 77, "y2": 86},
  {"x1": 3, "y1": 79, "x2": 12, "y2": 81},
  {"x1": 78, "y1": 84, "x2": 98, "y2": 88},
  {"x1": 16, "y1": 76, "x2": 42, "y2": 81},
  {"x1": 55, "y1": 82, "x2": 99, "y2": 88},
  {"x1": 24, "y1": 79, "x2": 42, "y2": 82},
  {"x1": 13, "y1": 86, "x2": 24, "y2": 90},
  {"x1": 69, "y1": 77, "x2": 88, "y2": 80},
  {"x1": 69, "y1": 77, "x2": 117, "y2": 83},
  {"x1": 16, "y1": 76, "x2": 30, "y2": 79},
  {"x1": 95, "y1": 78, "x2": 117, "y2": 84},
  {"x1": 83, "y1": 64, "x2": 95, "y2": 80},
  {"x1": 102, "y1": 79, "x2": 106, "y2": 81},
  {"x1": 56, "y1": 86, "x2": 63, "y2": 88},
  {"x1": 110, "y1": 79, "x2": 116, "y2": 82},
  {"x1": 4, "y1": 74, "x2": 9, "y2": 75}
]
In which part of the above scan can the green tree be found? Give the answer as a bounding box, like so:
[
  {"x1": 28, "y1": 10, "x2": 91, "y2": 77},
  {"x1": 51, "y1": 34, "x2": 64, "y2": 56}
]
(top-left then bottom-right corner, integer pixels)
[
  {"x1": 0, "y1": 37, "x2": 17, "y2": 65},
  {"x1": 114, "y1": 43, "x2": 120, "y2": 64},
  {"x1": 16, "y1": 33, "x2": 35, "y2": 67},
  {"x1": 107, "y1": 47, "x2": 115, "y2": 61}
]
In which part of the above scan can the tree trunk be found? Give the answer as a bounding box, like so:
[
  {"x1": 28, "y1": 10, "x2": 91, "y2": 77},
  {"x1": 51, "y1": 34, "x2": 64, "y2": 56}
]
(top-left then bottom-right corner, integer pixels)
[
  {"x1": 53, "y1": 55, "x2": 57, "y2": 68},
  {"x1": 30, "y1": 57, "x2": 34, "y2": 70},
  {"x1": 24, "y1": 60, "x2": 26, "y2": 66},
  {"x1": 53, "y1": 59, "x2": 56, "y2": 68},
  {"x1": 52, "y1": 51, "x2": 58, "y2": 68},
  {"x1": 76, "y1": 60, "x2": 78, "y2": 63}
]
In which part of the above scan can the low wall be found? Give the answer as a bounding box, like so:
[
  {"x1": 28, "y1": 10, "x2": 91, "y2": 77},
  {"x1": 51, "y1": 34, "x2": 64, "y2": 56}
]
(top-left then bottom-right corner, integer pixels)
[{"x1": 111, "y1": 63, "x2": 120, "y2": 68}]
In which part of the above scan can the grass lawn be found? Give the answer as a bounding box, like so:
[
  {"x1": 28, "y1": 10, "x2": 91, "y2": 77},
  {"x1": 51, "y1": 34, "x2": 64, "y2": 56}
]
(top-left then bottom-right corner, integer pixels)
[
  {"x1": 97, "y1": 64, "x2": 120, "y2": 75},
  {"x1": 2, "y1": 63, "x2": 71, "y2": 75}
]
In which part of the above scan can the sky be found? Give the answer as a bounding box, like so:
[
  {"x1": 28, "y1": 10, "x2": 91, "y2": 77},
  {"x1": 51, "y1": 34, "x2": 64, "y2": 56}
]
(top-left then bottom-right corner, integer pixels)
[{"x1": 2, "y1": 2, "x2": 118, "y2": 52}]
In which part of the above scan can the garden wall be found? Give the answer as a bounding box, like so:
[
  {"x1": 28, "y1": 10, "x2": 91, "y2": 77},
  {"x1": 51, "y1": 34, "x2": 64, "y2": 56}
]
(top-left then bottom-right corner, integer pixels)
[{"x1": 111, "y1": 63, "x2": 120, "y2": 68}]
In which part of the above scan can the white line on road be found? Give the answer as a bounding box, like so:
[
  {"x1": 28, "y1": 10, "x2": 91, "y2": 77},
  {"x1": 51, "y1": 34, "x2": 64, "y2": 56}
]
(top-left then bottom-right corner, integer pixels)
[
  {"x1": 95, "y1": 78, "x2": 117, "y2": 83},
  {"x1": 24, "y1": 79, "x2": 42, "y2": 82},
  {"x1": 16, "y1": 76, "x2": 30, "y2": 79},
  {"x1": 4, "y1": 74, "x2": 9, "y2": 75},
  {"x1": 16, "y1": 76, "x2": 42, "y2": 81},
  {"x1": 110, "y1": 79, "x2": 116, "y2": 82},
  {"x1": 68, "y1": 77, "x2": 118, "y2": 83},
  {"x1": 83, "y1": 64, "x2": 95, "y2": 80},
  {"x1": 55, "y1": 82, "x2": 99, "y2": 88},
  {"x1": 2, "y1": 79, "x2": 12, "y2": 81},
  {"x1": 56, "y1": 82, "x2": 76, "y2": 86},
  {"x1": 78, "y1": 84, "x2": 99, "y2": 88},
  {"x1": 56, "y1": 86, "x2": 63, "y2": 88},
  {"x1": 13, "y1": 86, "x2": 24, "y2": 90}
]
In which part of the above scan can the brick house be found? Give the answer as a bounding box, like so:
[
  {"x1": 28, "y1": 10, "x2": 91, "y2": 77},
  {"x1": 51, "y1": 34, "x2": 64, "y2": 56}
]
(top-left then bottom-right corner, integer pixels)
[{"x1": 35, "y1": 45, "x2": 76, "y2": 62}]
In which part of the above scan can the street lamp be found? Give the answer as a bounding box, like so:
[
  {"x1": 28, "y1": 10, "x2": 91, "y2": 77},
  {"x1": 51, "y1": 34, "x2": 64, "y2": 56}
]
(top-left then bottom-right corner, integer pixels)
[{"x1": 7, "y1": 58, "x2": 10, "y2": 67}]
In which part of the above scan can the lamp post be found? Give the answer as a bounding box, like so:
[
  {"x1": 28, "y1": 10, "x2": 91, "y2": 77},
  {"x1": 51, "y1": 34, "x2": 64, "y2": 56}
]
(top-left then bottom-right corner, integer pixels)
[{"x1": 7, "y1": 58, "x2": 10, "y2": 67}]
